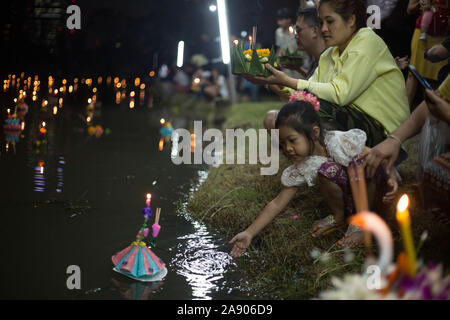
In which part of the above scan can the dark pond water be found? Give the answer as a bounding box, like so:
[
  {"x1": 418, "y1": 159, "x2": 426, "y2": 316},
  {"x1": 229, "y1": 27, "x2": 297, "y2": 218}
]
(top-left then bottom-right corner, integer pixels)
[{"x1": 0, "y1": 75, "x2": 250, "y2": 300}]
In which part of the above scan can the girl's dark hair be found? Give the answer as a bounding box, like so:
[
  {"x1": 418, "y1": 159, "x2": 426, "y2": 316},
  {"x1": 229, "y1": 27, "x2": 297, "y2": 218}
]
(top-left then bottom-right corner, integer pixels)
[
  {"x1": 319, "y1": 0, "x2": 367, "y2": 31},
  {"x1": 275, "y1": 100, "x2": 325, "y2": 155}
]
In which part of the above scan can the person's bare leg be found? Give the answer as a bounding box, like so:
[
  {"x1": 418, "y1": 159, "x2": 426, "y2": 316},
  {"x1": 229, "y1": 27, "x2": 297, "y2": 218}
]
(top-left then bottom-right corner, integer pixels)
[
  {"x1": 317, "y1": 175, "x2": 345, "y2": 224},
  {"x1": 311, "y1": 175, "x2": 346, "y2": 236},
  {"x1": 264, "y1": 110, "x2": 279, "y2": 133}
]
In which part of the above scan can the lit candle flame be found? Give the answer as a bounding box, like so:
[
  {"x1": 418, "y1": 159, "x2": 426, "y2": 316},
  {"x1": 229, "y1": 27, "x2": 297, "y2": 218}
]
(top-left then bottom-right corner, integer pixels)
[
  {"x1": 42, "y1": 121, "x2": 46, "y2": 128},
  {"x1": 289, "y1": 26, "x2": 294, "y2": 34},
  {"x1": 146, "y1": 193, "x2": 152, "y2": 206},
  {"x1": 397, "y1": 194, "x2": 409, "y2": 212},
  {"x1": 396, "y1": 194, "x2": 409, "y2": 221}
]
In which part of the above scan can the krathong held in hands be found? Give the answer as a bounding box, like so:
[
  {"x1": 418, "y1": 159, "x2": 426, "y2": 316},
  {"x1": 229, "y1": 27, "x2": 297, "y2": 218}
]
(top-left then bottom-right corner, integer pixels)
[{"x1": 231, "y1": 26, "x2": 276, "y2": 77}]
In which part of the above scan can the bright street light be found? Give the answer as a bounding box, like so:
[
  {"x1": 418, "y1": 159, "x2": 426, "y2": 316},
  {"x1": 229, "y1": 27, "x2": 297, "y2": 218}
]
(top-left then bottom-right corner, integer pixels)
[
  {"x1": 217, "y1": 0, "x2": 230, "y2": 64},
  {"x1": 177, "y1": 40, "x2": 184, "y2": 68}
]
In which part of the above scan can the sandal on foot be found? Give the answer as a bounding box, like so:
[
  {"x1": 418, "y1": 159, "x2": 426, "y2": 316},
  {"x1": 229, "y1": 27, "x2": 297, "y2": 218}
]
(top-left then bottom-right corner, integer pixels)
[
  {"x1": 311, "y1": 215, "x2": 344, "y2": 238},
  {"x1": 336, "y1": 224, "x2": 365, "y2": 248}
]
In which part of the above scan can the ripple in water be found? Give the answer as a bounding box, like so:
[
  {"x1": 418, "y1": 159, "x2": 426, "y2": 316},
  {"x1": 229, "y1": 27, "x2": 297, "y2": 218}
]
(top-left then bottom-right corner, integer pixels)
[
  {"x1": 171, "y1": 224, "x2": 236, "y2": 299},
  {"x1": 171, "y1": 170, "x2": 237, "y2": 300}
]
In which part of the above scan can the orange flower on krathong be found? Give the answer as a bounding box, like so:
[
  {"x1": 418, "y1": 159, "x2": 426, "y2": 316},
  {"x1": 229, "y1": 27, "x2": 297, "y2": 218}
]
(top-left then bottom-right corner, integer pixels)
[{"x1": 256, "y1": 48, "x2": 270, "y2": 57}]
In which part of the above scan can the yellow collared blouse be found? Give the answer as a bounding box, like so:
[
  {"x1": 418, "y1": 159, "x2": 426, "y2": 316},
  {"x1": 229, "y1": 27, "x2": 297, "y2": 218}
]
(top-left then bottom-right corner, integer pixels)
[{"x1": 296, "y1": 27, "x2": 410, "y2": 134}]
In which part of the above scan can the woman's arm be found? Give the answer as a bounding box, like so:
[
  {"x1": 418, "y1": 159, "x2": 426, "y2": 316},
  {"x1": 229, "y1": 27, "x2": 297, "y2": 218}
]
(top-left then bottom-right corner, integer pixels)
[
  {"x1": 363, "y1": 101, "x2": 428, "y2": 177},
  {"x1": 268, "y1": 84, "x2": 291, "y2": 103},
  {"x1": 245, "y1": 187, "x2": 298, "y2": 238}
]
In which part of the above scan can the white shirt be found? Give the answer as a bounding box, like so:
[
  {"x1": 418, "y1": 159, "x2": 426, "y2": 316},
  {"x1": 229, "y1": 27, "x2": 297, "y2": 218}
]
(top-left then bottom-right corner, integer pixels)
[{"x1": 281, "y1": 129, "x2": 367, "y2": 187}]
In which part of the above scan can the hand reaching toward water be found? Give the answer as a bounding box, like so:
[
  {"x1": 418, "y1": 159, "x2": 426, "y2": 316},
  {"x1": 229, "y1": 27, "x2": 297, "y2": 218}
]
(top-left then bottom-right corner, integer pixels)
[{"x1": 229, "y1": 231, "x2": 253, "y2": 258}]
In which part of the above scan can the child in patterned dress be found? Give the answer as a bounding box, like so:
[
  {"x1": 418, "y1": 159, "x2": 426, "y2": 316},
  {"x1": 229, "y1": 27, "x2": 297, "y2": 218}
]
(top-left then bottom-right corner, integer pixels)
[{"x1": 229, "y1": 91, "x2": 398, "y2": 257}]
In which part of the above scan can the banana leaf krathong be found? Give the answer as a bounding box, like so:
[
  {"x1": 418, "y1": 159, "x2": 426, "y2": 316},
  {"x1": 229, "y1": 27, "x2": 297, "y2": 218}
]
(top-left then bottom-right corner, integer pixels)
[
  {"x1": 231, "y1": 40, "x2": 276, "y2": 77},
  {"x1": 278, "y1": 48, "x2": 304, "y2": 67}
]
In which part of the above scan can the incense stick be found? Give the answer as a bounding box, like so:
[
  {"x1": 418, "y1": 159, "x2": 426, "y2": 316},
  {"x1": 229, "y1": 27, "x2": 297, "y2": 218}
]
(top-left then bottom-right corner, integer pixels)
[
  {"x1": 252, "y1": 26, "x2": 257, "y2": 51},
  {"x1": 155, "y1": 207, "x2": 161, "y2": 225},
  {"x1": 356, "y1": 165, "x2": 369, "y2": 211},
  {"x1": 347, "y1": 164, "x2": 361, "y2": 212}
]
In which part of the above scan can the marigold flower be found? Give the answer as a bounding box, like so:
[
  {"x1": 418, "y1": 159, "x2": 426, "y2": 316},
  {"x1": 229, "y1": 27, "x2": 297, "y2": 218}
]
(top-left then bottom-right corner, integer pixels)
[{"x1": 256, "y1": 48, "x2": 270, "y2": 57}]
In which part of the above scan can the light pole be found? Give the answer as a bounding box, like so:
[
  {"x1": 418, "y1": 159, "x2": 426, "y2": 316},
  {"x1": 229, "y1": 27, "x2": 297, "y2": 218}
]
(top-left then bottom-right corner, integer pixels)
[
  {"x1": 216, "y1": 0, "x2": 237, "y2": 104},
  {"x1": 176, "y1": 41, "x2": 184, "y2": 68}
]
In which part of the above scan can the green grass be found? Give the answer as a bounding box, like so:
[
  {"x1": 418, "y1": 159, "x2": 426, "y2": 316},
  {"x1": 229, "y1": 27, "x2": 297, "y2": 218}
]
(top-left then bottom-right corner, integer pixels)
[{"x1": 186, "y1": 99, "x2": 450, "y2": 299}]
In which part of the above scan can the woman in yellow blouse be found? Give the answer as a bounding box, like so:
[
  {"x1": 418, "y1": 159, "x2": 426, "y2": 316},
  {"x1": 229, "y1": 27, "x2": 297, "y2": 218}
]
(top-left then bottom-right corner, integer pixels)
[{"x1": 248, "y1": 0, "x2": 410, "y2": 147}]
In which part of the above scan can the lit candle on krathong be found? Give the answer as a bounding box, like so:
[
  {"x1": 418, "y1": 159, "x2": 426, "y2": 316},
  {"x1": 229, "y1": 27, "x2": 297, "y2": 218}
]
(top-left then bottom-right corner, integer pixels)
[
  {"x1": 233, "y1": 39, "x2": 238, "y2": 46},
  {"x1": 249, "y1": 36, "x2": 252, "y2": 48},
  {"x1": 289, "y1": 26, "x2": 294, "y2": 52},
  {"x1": 146, "y1": 193, "x2": 152, "y2": 207},
  {"x1": 396, "y1": 194, "x2": 417, "y2": 276},
  {"x1": 40, "y1": 121, "x2": 47, "y2": 134}
]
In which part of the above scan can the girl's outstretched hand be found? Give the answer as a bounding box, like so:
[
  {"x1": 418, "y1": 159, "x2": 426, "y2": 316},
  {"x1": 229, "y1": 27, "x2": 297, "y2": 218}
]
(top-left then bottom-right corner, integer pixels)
[{"x1": 229, "y1": 231, "x2": 253, "y2": 258}]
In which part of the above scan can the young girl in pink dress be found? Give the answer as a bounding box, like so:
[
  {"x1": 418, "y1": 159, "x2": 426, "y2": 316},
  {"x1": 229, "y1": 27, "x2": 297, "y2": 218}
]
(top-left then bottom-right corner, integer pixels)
[{"x1": 229, "y1": 91, "x2": 398, "y2": 257}]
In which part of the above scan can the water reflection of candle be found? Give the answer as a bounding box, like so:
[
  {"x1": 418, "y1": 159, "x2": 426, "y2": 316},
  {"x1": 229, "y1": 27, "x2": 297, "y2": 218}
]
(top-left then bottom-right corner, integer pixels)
[
  {"x1": 396, "y1": 194, "x2": 416, "y2": 276},
  {"x1": 190, "y1": 133, "x2": 197, "y2": 153}
]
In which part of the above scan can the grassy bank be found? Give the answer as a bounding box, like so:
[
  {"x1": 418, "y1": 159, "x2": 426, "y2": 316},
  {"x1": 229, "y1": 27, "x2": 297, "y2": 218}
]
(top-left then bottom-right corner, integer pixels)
[{"x1": 186, "y1": 100, "x2": 450, "y2": 299}]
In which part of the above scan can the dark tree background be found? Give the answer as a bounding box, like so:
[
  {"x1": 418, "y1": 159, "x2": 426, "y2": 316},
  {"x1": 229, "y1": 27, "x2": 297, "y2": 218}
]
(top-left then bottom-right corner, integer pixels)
[{"x1": 1, "y1": 0, "x2": 416, "y2": 76}]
